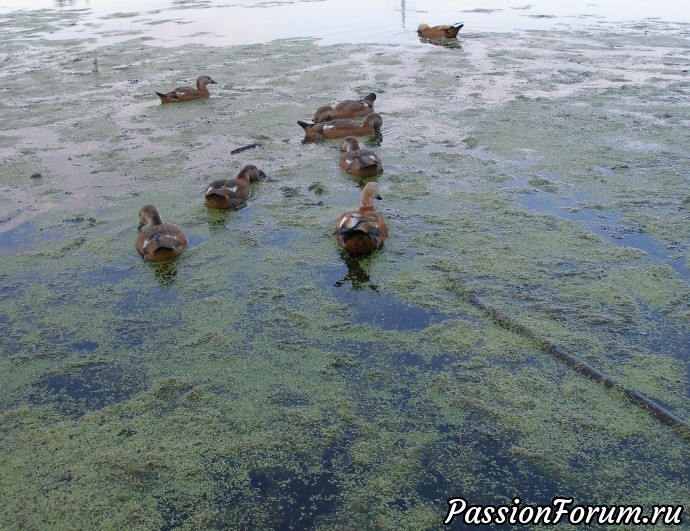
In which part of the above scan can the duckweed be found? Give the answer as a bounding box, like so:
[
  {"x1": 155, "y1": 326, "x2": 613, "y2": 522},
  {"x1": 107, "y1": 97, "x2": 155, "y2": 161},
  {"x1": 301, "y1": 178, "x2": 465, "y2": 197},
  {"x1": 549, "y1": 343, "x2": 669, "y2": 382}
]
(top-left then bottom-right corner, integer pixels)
[{"x1": 0, "y1": 7, "x2": 689, "y2": 530}]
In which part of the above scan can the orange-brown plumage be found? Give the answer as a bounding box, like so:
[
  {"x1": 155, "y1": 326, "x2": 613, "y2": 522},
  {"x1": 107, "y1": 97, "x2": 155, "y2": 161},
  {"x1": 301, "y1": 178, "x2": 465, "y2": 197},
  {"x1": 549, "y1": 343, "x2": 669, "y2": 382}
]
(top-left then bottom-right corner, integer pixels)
[
  {"x1": 417, "y1": 23, "x2": 464, "y2": 39},
  {"x1": 204, "y1": 165, "x2": 266, "y2": 209},
  {"x1": 335, "y1": 182, "x2": 388, "y2": 255},
  {"x1": 339, "y1": 136, "x2": 383, "y2": 178},
  {"x1": 298, "y1": 113, "x2": 382, "y2": 139},
  {"x1": 313, "y1": 93, "x2": 376, "y2": 122},
  {"x1": 136, "y1": 205, "x2": 187, "y2": 262},
  {"x1": 156, "y1": 75, "x2": 217, "y2": 103}
]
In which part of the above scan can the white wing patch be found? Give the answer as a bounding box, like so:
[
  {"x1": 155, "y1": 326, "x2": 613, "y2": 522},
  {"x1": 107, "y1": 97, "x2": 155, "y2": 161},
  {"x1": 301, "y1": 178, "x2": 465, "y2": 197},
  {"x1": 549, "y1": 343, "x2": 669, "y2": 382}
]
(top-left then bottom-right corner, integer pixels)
[{"x1": 343, "y1": 215, "x2": 361, "y2": 229}]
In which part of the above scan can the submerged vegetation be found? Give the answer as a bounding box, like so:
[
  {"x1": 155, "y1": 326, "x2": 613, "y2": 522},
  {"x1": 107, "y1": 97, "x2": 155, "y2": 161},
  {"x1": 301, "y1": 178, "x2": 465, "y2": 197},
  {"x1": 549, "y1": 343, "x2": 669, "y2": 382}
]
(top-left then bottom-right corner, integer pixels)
[{"x1": 0, "y1": 5, "x2": 689, "y2": 530}]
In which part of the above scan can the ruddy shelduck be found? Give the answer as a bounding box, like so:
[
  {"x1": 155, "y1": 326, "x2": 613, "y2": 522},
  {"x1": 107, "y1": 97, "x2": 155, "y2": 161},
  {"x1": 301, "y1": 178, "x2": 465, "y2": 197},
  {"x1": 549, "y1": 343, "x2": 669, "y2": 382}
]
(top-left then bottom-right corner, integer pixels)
[
  {"x1": 298, "y1": 113, "x2": 382, "y2": 139},
  {"x1": 335, "y1": 182, "x2": 388, "y2": 255},
  {"x1": 313, "y1": 93, "x2": 376, "y2": 122},
  {"x1": 204, "y1": 164, "x2": 266, "y2": 209},
  {"x1": 339, "y1": 136, "x2": 383, "y2": 178},
  {"x1": 156, "y1": 75, "x2": 217, "y2": 103},
  {"x1": 417, "y1": 23, "x2": 464, "y2": 39},
  {"x1": 136, "y1": 205, "x2": 188, "y2": 262}
]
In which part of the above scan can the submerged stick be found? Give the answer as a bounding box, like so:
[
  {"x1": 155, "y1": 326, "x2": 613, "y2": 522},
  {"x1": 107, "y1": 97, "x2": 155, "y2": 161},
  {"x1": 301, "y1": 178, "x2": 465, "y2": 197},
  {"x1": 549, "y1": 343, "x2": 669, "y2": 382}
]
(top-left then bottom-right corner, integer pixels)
[
  {"x1": 451, "y1": 285, "x2": 690, "y2": 439},
  {"x1": 230, "y1": 143, "x2": 260, "y2": 155}
]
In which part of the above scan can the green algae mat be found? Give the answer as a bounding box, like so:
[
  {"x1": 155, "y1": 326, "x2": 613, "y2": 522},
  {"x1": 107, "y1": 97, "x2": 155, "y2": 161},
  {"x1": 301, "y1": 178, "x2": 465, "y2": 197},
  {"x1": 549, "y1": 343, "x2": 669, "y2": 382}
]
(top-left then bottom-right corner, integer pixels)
[{"x1": 1, "y1": 9, "x2": 689, "y2": 530}]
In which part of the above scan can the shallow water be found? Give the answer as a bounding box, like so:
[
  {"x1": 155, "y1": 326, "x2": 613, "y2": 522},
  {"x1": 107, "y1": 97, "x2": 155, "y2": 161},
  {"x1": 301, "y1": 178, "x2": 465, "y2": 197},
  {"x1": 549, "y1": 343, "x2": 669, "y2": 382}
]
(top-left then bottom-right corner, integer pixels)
[
  {"x1": 3, "y1": 0, "x2": 690, "y2": 46},
  {"x1": 1, "y1": 1, "x2": 690, "y2": 529}
]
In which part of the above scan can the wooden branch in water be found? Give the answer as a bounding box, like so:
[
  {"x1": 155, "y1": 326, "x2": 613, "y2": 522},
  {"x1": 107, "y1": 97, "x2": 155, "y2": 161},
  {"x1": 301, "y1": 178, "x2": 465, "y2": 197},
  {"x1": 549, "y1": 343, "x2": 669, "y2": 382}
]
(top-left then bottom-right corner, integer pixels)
[
  {"x1": 230, "y1": 143, "x2": 260, "y2": 155},
  {"x1": 451, "y1": 289, "x2": 690, "y2": 439}
]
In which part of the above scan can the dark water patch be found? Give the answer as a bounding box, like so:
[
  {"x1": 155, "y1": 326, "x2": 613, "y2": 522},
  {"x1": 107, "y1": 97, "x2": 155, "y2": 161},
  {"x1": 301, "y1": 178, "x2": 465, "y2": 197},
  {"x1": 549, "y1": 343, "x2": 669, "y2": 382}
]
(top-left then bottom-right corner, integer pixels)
[
  {"x1": 567, "y1": 208, "x2": 687, "y2": 276},
  {"x1": 269, "y1": 389, "x2": 310, "y2": 408},
  {"x1": 248, "y1": 461, "x2": 339, "y2": 531},
  {"x1": 330, "y1": 340, "x2": 378, "y2": 362},
  {"x1": 256, "y1": 227, "x2": 298, "y2": 247},
  {"x1": 329, "y1": 340, "x2": 458, "y2": 380},
  {"x1": 510, "y1": 174, "x2": 689, "y2": 280},
  {"x1": 210, "y1": 448, "x2": 345, "y2": 530},
  {"x1": 320, "y1": 258, "x2": 447, "y2": 331},
  {"x1": 29, "y1": 362, "x2": 143, "y2": 418},
  {"x1": 615, "y1": 434, "x2": 690, "y2": 488},
  {"x1": 72, "y1": 339, "x2": 99, "y2": 351},
  {"x1": 204, "y1": 457, "x2": 266, "y2": 530},
  {"x1": 396, "y1": 351, "x2": 470, "y2": 374},
  {"x1": 115, "y1": 283, "x2": 180, "y2": 315},
  {"x1": 81, "y1": 265, "x2": 136, "y2": 286},
  {"x1": 0, "y1": 277, "x2": 25, "y2": 301},
  {"x1": 428, "y1": 353, "x2": 458, "y2": 371},
  {"x1": 157, "y1": 495, "x2": 195, "y2": 531},
  {"x1": 512, "y1": 280, "x2": 640, "y2": 337},
  {"x1": 324, "y1": 352, "x2": 360, "y2": 373},
  {"x1": 146, "y1": 378, "x2": 197, "y2": 412},
  {"x1": 321, "y1": 420, "x2": 563, "y2": 530},
  {"x1": 343, "y1": 289, "x2": 444, "y2": 330},
  {"x1": 205, "y1": 439, "x2": 345, "y2": 531},
  {"x1": 0, "y1": 220, "x2": 62, "y2": 253},
  {"x1": 0, "y1": 315, "x2": 14, "y2": 341},
  {"x1": 111, "y1": 320, "x2": 145, "y2": 349},
  {"x1": 396, "y1": 351, "x2": 425, "y2": 367},
  {"x1": 413, "y1": 419, "x2": 592, "y2": 530},
  {"x1": 633, "y1": 306, "x2": 690, "y2": 396}
]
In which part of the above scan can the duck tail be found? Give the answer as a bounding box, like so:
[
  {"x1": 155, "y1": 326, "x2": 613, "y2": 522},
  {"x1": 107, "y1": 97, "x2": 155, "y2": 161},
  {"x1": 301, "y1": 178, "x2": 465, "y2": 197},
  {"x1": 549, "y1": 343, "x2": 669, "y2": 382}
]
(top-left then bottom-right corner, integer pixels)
[
  {"x1": 155, "y1": 92, "x2": 166, "y2": 98},
  {"x1": 355, "y1": 155, "x2": 378, "y2": 169},
  {"x1": 154, "y1": 234, "x2": 183, "y2": 251},
  {"x1": 298, "y1": 120, "x2": 319, "y2": 138}
]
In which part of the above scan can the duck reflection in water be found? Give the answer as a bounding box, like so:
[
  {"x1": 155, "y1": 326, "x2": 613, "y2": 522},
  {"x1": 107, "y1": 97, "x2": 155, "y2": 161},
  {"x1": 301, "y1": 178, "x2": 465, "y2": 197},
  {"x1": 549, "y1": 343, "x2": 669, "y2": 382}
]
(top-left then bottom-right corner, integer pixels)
[
  {"x1": 418, "y1": 36, "x2": 463, "y2": 50},
  {"x1": 334, "y1": 253, "x2": 379, "y2": 292},
  {"x1": 206, "y1": 209, "x2": 232, "y2": 233},
  {"x1": 150, "y1": 260, "x2": 178, "y2": 287}
]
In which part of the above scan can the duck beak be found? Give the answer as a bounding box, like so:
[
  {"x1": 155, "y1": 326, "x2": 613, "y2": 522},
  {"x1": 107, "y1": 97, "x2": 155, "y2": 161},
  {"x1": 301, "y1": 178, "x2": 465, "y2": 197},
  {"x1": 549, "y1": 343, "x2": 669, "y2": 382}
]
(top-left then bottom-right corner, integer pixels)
[
  {"x1": 209, "y1": 79, "x2": 218, "y2": 84},
  {"x1": 137, "y1": 222, "x2": 145, "y2": 230}
]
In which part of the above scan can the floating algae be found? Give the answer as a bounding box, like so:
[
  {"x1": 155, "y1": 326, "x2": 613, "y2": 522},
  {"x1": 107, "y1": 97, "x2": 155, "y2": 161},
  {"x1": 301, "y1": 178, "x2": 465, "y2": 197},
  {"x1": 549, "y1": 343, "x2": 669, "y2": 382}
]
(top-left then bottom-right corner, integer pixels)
[{"x1": 1, "y1": 6, "x2": 689, "y2": 530}]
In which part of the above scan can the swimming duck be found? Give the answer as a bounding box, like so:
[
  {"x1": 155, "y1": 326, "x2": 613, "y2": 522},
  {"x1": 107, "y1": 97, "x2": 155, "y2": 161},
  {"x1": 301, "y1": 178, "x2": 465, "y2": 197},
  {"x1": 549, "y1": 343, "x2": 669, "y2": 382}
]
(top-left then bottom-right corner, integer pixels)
[
  {"x1": 156, "y1": 75, "x2": 217, "y2": 103},
  {"x1": 136, "y1": 205, "x2": 188, "y2": 262},
  {"x1": 417, "y1": 23, "x2": 464, "y2": 39},
  {"x1": 204, "y1": 164, "x2": 266, "y2": 209},
  {"x1": 335, "y1": 182, "x2": 388, "y2": 255},
  {"x1": 339, "y1": 136, "x2": 383, "y2": 178},
  {"x1": 313, "y1": 93, "x2": 376, "y2": 122},
  {"x1": 298, "y1": 113, "x2": 382, "y2": 139}
]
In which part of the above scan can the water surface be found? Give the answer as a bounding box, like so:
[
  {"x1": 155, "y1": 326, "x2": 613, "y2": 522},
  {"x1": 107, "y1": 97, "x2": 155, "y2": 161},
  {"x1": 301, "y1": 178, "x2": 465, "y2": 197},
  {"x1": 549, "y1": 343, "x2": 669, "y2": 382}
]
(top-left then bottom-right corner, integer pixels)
[{"x1": 0, "y1": 1, "x2": 689, "y2": 529}]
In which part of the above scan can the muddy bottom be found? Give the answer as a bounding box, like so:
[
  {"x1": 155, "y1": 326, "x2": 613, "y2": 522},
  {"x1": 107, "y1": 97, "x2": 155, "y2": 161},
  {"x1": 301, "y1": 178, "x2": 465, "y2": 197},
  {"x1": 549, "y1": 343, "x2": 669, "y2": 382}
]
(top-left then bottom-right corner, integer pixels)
[{"x1": 0, "y1": 6, "x2": 689, "y2": 530}]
